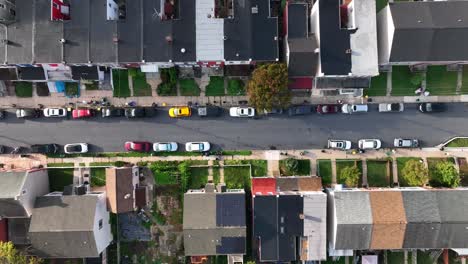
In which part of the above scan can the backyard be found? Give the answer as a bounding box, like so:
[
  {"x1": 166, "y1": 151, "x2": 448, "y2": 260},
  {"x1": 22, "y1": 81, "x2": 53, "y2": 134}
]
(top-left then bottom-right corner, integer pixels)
[
  {"x1": 90, "y1": 168, "x2": 106, "y2": 187},
  {"x1": 179, "y1": 78, "x2": 201, "y2": 96},
  {"x1": 205, "y1": 76, "x2": 225, "y2": 96},
  {"x1": 15, "y1": 82, "x2": 33, "y2": 97},
  {"x1": 224, "y1": 165, "x2": 251, "y2": 189},
  {"x1": 130, "y1": 68, "x2": 152, "y2": 96},
  {"x1": 112, "y1": 69, "x2": 131, "y2": 97},
  {"x1": 227, "y1": 78, "x2": 246, "y2": 96},
  {"x1": 427, "y1": 157, "x2": 455, "y2": 187},
  {"x1": 279, "y1": 159, "x2": 311, "y2": 176},
  {"x1": 317, "y1": 159, "x2": 332, "y2": 186},
  {"x1": 366, "y1": 159, "x2": 392, "y2": 187},
  {"x1": 48, "y1": 168, "x2": 74, "y2": 192},
  {"x1": 391, "y1": 66, "x2": 419, "y2": 96},
  {"x1": 336, "y1": 160, "x2": 363, "y2": 186},
  {"x1": 224, "y1": 159, "x2": 267, "y2": 177},
  {"x1": 157, "y1": 67, "x2": 178, "y2": 96},
  {"x1": 425, "y1": 66, "x2": 457, "y2": 95},
  {"x1": 189, "y1": 166, "x2": 209, "y2": 189},
  {"x1": 387, "y1": 251, "x2": 404, "y2": 264},
  {"x1": 396, "y1": 157, "x2": 423, "y2": 186}
]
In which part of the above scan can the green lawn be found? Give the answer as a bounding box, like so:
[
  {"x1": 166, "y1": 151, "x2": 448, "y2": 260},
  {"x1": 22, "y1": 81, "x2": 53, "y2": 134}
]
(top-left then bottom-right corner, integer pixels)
[
  {"x1": 317, "y1": 159, "x2": 332, "y2": 186},
  {"x1": 396, "y1": 157, "x2": 423, "y2": 186},
  {"x1": 65, "y1": 82, "x2": 80, "y2": 97},
  {"x1": 132, "y1": 69, "x2": 152, "y2": 96},
  {"x1": 157, "y1": 67, "x2": 178, "y2": 96},
  {"x1": 84, "y1": 81, "x2": 99, "y2": 90},
  {"x1": 391, "y1": 66, "x2": 419, "y2": 96},
  {"x1": 279, "y1": 159, "x2": 310, "y2": 176},
  {"x1": 417, "y1": 250, "x2": 436, "y2": 264},
  {"x1": 15, "y1": 82, "x2": 33, "y2": 97},
  {"x1": 91, "y1": 168, "x2": 106, "y2": 187},
  {"x1": 387, "y1": 251, "x2": 404, "y2": 264},
  {"x1": 446, "y1": 138, "x2": 468, "y2": 147},
  {"x1": 189, "y1": 167, "x2": 209, "y2": 189},
  {"x1": 112, "y1": 69, "x2": 131, "y2": 97},
  {"x1": 227, "y1": 79, "x2": 246, "y2": 96},
  {"x1": 366, "y1": 73, "x2": 387, "y2": 96},
  {"x1": 47, "y1": 163, "x2": 74, "y2": 167},
  {"x1": 150, "y1": 161, "x2": 180, "y2": 185},
  {"x1": 224, "y1": 165, "x2": 251, "y2": 189},
  {"x1": 366, "y1": 160, "x2": 392, "y2": 187},
  {"x1": 376, "y1": 0, "x2": 388, "y2": 12},
  {"x1": 179, "y1": 79, "x2": 201, "y2": 96},
  {"x1": 336, "y1": 160, "x2": 363, "y2": 186},
  {"x1": 425, "y1": 66, "x2": 458, "y2": 95},
  {"x1": 224, "y1": 159, "x2": 267, "y2": 177},
  {"x1": 322, "y1": 256, "x2": 346, "y2": 264},
  {"x1": 48, "y1": 168, "x2": 74, "y2": 192},
  {"x1": 205, "y1": 76, "x2": 225, "y2": 96},
  {"x1": 461, "y1": 65, "x2": 468, "y2": 94}
]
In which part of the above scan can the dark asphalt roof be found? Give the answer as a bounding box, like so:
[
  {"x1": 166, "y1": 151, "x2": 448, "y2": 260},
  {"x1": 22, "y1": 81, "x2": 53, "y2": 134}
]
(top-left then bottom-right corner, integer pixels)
[
  {"x1": 7, "y1": 218, "x2": 30, "y2": 245},
  {"x1": 253, "y1": 194, "x2": 304, "y2": 262},
  {"x1": 288, "y1": 37, "x2": 319, "y2": 77},
  {"x1": 224, "y1": 0, "x2": 278, "y2": 61},
  {"x1": 71, "y1": 66, "x2": 99, "y2": 80},
  {"x1": 3, "y1": 0, "x2": 196, "y2": 64},
  {"x1": 17, "y1": 66, "x2": 46, "y2": 80},
  {"x1": 315, "y1": 76, "x2": 370, "y2": 89},
  {"x1": 288, "y1": 3, "x2": 308, "y2": 39},
  {"x1": 29, "y1": 195, "x2": 100, "y2": 258},
  {"x1": 318, "y1": 0, "x2": 351, "y2": 75},
  {"x1": 0, "y1": 67, "x2": 18, "y2": 80},
  {"x1": 216, "y1": 193, "x2": 246, "y2": 227},
  {"x1": 389, "y1": 1, "x2": 468, "y2": 62}
]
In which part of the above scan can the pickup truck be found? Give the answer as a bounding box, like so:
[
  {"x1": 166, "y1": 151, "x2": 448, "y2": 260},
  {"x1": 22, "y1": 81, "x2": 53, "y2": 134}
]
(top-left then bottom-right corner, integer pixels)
[
  {"x1": 197, "y1": 106, "x2": 222, "y2": 117},
  {"x1": 378, "y1": 103, "x2": 404, "y2": 112}
]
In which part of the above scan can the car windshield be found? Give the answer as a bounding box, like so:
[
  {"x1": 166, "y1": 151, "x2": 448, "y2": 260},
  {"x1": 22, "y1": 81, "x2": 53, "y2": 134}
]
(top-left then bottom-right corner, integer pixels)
[
  {"x1": 336, "y1": 142, "x2": 343, "y2": 147},
  {"x1": 398, "y1": 140, "x2": 403, "y2": 146},
  {"x1": 161, "y1": 143, "x2": 170, "y2": 150},
  {"x1": 373, "y1": 142, "x2": 378, "y2": 148},
  {"x1": 427, "y1": 104, "x2": 432, "y2": 111},
  {"x1": 67, "y1": 145, "x2": 81, "y2": 152},
  {"x1": 196, "y1": 143, "x2": 203, "y2": 150}
]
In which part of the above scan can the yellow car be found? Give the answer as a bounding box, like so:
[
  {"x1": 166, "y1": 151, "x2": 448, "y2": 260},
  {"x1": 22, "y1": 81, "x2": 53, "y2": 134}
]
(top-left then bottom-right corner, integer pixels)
[{"x1": 169, "y1": 106, "x2": 191, "y2": 118}]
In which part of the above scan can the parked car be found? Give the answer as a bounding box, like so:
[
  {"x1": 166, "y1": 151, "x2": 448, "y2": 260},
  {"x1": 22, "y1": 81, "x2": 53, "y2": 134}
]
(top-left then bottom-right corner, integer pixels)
[
  {"x1": 153, "y1": 142, "x2": 178, "y2": 152},
  {"x1": 102, "y1": 108, "x2": 125, "y2": 118},
  {"x1": 358, "y1": 139, "x2": 382, "y2": 150},
  {"x1": 288, "y1": 105, "x2": 314, "y2": 116},
  {"x1": 169, "y1": 106, "x2": 191, "y2": 118},
  {"x1": 229, "y1": 107, "x2": 255, "y2": 117},
  {"x1": 72, "y1": 109, "x2": 93, "y2": 119},
  {"x1": 317, "y1": 104, "x2": 340, "y2": 114},
  {"x1": 43, "y1": 108, "x2": 67, "y2": 117},
  {"x1": 378, "y1": 103, "x2": 404, "y2": 113},
  {"x1": 394, "y1": 138, "x2": 419, "y2": 148},
  {"x1": 327, "y1": 139, "x2": 352, "y2": 150},
  {"x1": 0, "y1": 145, "x2": 5, "y2": 154},
  {"x1": 263, "y1": 108, "x2": 284, "y2": 115},
  {"x1": 0, "y1": 110, "x2": 5, "y2": 119},
  {"x1": 30, "y1": 144, "x2": 59, "y2": 154},
  {"x1": 64, "y1": 143, "x2": 88, "y2": 154},
  {"x1": 16, "y1": 108, "x2": 40, "y2": 118},
  {"x1": 124, "y1": 108, "x2": 156, "y2": 118},
  {"x1": 342, "y1": 104, "x2": 368, "y2": 114},
  {"x1": 197, "y1": 106, "x2": 222, "y2": 117},
  {"x1": 124, "y1": 141, "x2": 151, "y2": 152},
  {"x1": 185, "y1": 142, "x2": 211, "y2": 152},
  {"x1": 419, "y1": 103, "x2": 447, "y2": 113}
]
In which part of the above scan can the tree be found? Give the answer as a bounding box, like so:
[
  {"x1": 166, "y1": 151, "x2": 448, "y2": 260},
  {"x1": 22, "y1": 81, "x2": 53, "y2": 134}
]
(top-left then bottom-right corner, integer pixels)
[
  {"x1": 339, "y1": 165, "x2": 361, "y2": 187},
  {"x1": 401, "y1": 159, "x2": 428, "y2": 186},
  {"x1": 0, "y1": 241, "x2": 43, "y2": 264},
  {"x1": 284, "y1": 158, "x2": 299, "y2": 175},
  {"x1": 246, "y1": 63, "x2": 291, "y2": 111},
  {"x1": 410, "y1": 73, "x2": 424, "y2": 87},
  {"x1": 431, "y1": 161, "x2": 460, "y2": 188}
]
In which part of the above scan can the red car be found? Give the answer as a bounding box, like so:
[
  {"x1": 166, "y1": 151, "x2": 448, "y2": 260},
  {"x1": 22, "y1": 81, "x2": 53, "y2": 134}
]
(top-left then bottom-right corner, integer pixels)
[
  {"x1": 72, "y1": 109, "x2": 93, "y2": 119},
  {"x1": 316, "y1": 104, "x2": 340, "y2": 114},
  {"x1": 124, "y1": 141, "x2": 151, "y2": 152}
]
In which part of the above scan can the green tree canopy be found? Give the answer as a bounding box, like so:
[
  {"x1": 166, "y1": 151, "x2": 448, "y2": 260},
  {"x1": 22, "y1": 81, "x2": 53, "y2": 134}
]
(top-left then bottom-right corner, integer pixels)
[
  {"x1": 339, "y1": 165, "x2": 361, "y2": 187},
  {"x1": 247, "y1": 63, "x2": 291, "y2": 111},
  {"x1": 431, "y1": 161, "x2": 460, "y2": 188},
  {"x1": 284, "y1": 158, "x2": 299, "y2": 175},
  {"x1": 0, "y1": 241, "x2": 43, "y2": 264},
  {"x1": 401, "y1": 159, "x2": 428, "y2": 186}
]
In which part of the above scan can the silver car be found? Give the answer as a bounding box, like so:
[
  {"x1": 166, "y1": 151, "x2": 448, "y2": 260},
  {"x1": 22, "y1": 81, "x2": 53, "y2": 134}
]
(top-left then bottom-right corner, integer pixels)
[
  {"x1": 327, "y1": 139, "x2": 352, "y2": 150},
  {"x1": 358, "y1": 139, "x2": 382, "y2": 150},
  {"x1": 64, "y1": 143, "x2": 88, "y2": 154},
  {"x1": 153, "y1": 142, "x2": 178, "y2": 152},
  {"x1": 394, "y1": 138, "x2": 419, "y2": 148}
]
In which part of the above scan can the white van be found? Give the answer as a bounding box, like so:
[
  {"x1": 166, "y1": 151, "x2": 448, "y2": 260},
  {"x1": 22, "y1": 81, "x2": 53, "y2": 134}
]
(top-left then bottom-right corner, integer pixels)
[{"x1": 341, "y1": 104, "x2": 368, "y2": 114}]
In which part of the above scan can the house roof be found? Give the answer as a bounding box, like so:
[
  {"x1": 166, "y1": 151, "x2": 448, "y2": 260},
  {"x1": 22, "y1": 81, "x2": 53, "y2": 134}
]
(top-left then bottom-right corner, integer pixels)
[
  {"x1": 70, "y1": 66, "x2": 99, "y2": 80},
  {"x1": 17, "y1": 67, "x2": 46, "y2": 80},
  {"x1": 224, "y1": 0, "x2": 278, "y2": 61},
  {"x1": 0, "y1": 68, "x2": 17, "y2": 80},
  {"x1": 134, "y1": 186, "x2": 147, "y2": 208},
  {"x1": 287, "y1": 3, "x2": 308, "y2": 39},
  {"x1": 252, "y1": 177, "x2": 277, "y2": 195},
  {"x1": 105, "y1": 167, "x2": 134, "y2": 214},
  {"x1": 288, "y1": 37, "x2": 319, "y2": 77},
  {"x1": 3, "y1": 0, "x2": 196, "y2": 64},
  {"x1": 303, "y1": 193, "x2": 327, "y2": 260},
  {"x1": 277, "y1": 176, "x2": 323, "y2": 192},
  {"x1": 315, "y1": 76, "x2": 370, "y2": 89},
  {"x1": 7, "y1": 217, "x2": 30, "y2": 245},
  {"x1": 388, "y1": 1, "x2": 468, "y2": 62},
  {"x1": 317, "y1": 0, "x2": 351, "y2": 75},
  {"x1": 330, "y1": 188, "x2": 468, "y2": 250},
  {"x1": 0, "y1": 171, "x2": 28, "y2": 199},
  {"x1": 29, "y1": 195, "x2": 99, "y2": 258},
  {"x1": 183, "y1": 190, "x2": 246, "y2": 256}
]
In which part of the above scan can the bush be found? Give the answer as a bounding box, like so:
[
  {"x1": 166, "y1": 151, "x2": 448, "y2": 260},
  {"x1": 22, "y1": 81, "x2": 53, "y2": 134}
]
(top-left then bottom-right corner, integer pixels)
[
  {"x1": 65, "y1": 82, "x2": 79, "y2": 97},
  {"x1": 410, "y1": 73, "x2": 424, "y2": 86},
  {"x1": 401, "y1": 159, "x2": 428, "y2": 186},
  {"x1": 15, "y1": 82, "x2": 33, "y2": 97},
  {"x1": 283, "y1": 158, "x2": 299, "y2": 175},
  {"x1": 430, "y1": 161, "x2": 460, "y2": 188},
  {"x1": 339, "y1": 165, "x2": 361, "y2": 187},
  {"x1": 157, "y1": 67, "x2": 178, "y2": 96},
  {"x1": 227, "y1": 79, "x2": 246, "y2": 95}
]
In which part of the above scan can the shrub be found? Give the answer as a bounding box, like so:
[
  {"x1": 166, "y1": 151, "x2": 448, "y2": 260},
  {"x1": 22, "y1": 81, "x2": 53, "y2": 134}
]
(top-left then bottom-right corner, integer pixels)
[
  {"x1": 401, "y1": 159, "x2": 428, "y2": 186},
  {"x1": 339, "y1": 165, "x2": 361, "y2": 187},
  {"x1": 284, "y1": 158, "x2": 299, "y2": 175},
  {"x1": 431, "y1": 161, "x2": 460, "y2": 188}
]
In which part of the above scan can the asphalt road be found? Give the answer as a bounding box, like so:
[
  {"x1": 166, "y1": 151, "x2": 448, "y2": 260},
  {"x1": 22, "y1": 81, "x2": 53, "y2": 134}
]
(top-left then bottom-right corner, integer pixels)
[{"x1": 0, "y1": 103, "x2": 467, "y2": 152}]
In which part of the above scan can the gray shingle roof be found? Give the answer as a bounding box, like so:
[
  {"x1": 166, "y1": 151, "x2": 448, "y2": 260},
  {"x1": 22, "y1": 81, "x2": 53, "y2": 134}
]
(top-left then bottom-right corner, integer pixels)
[
  {"x1": 388, "y1": 1, "x2": 468, "y2": 62},
  {"x1": 287, "y1": 3, "x2": 308, "y2": 39},
  {"x1": 29, "y1": 195, "x2": 99, "y2": 258},
  {"x1": 288, "y1": 37, "x2": 319, "y2": 77}
]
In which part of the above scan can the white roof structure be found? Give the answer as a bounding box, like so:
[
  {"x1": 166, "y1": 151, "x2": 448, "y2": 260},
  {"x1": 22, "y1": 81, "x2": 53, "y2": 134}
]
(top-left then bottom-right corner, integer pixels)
[
  {"x1": 196, "y1": 0, "x2": 224, "y2": 61},
  {"x1": 303, "y1": 192, "x2": 327, "y2": 261}
]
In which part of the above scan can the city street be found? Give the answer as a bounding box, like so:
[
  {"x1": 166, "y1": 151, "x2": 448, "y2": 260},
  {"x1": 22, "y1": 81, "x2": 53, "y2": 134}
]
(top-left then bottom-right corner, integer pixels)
[{"x1": 0, "y1": 103, "x2": 467, "y2": 152}]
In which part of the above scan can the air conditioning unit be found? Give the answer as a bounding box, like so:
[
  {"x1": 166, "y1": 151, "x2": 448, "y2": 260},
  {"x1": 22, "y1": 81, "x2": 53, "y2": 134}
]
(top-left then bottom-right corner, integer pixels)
[
  {"x1": 251, "y1": 6, "x2": 258, "y2": 14},
  {"x1": 339, "y1": 89, "x2": 357, "y2": 95}
]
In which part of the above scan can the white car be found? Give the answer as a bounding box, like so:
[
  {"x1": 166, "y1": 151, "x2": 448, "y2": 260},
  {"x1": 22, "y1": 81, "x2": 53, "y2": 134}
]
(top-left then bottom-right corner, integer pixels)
[
  {"x1": 358, "y1": 139, "x2": 382, "y2": 150},
  {"x1": 185, "y1": 142, "x2": 210, "y2": 152},
  {"x1": 153, "y1": 142, "x2": 178, "y2": 152},
  {"x1": 229, "y1": 107, "x2": 255, "y2": 117},
  {"x1": 378, "y1": 103, "x2": 404, "y2": 112},
  {"x1": 341, "y1": 104, "x2": 368, "y2": 114},
  {"x1": 64, "y1": 143, "x2": 88, "y2": 154},
  {"x1": 43, "y1": 108, "x2": 67, "y2": 117},
  {"x1": 394, "y1": 138, "x2": 419, "y2": 148},
  {"x1": 327, "y1": 139, "x2": 352, "y2": 150}
]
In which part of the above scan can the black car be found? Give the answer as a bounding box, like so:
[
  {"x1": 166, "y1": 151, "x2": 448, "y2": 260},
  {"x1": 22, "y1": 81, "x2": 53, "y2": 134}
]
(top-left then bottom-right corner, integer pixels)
[
  {"x1": 197, "y1": 106, "x2": 222, "y2": 117},
  {"x1": 30, "y1": 144, "x2": 59, "y2": 154},
  {"x1": 419, "y1": 103, "x2": 447, "y2": 113},
  {"x1": 102, "y1": 108, "x2": 125, "y2": 118},
  {"x1": 16, "y1": 108, "x2": 41, "y2": 118},
  {"x1": 124, "y1": 107, "x2": 156, "y2": 118},
  {"x1": 288, "y1": 105, "x2": 314, "y2": 116}
]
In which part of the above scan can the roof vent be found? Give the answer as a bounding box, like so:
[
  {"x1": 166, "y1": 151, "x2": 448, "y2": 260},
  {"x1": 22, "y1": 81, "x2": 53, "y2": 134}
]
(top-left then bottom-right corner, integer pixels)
[
  {"x1": 458, "y1": 19, "x2": 463, "y2": 22},
  {"x1": 236, "y1": 53, "x2": 239, "y2": 57},
  {"x1": 251, "y1": 6, "x2": 258, "y2": 14},
  {"x1": 124, "y1": 194, "x2": 131, "y2": 199},
  {"x1": 417, "y1": 20, "x2": 422, "y2": 23},
  {"x1": 59, "y1": 38, "x2": 66, "y2": 44},
  {"x1": 223, "y1": 36, "x2": 227, "y2": 40},
  {"x1": 165, "y1": 35, "x2": 173, "y2": 43},
  {"x1": 181, "y1": 48, "x2": 186, "y2": 53}
]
